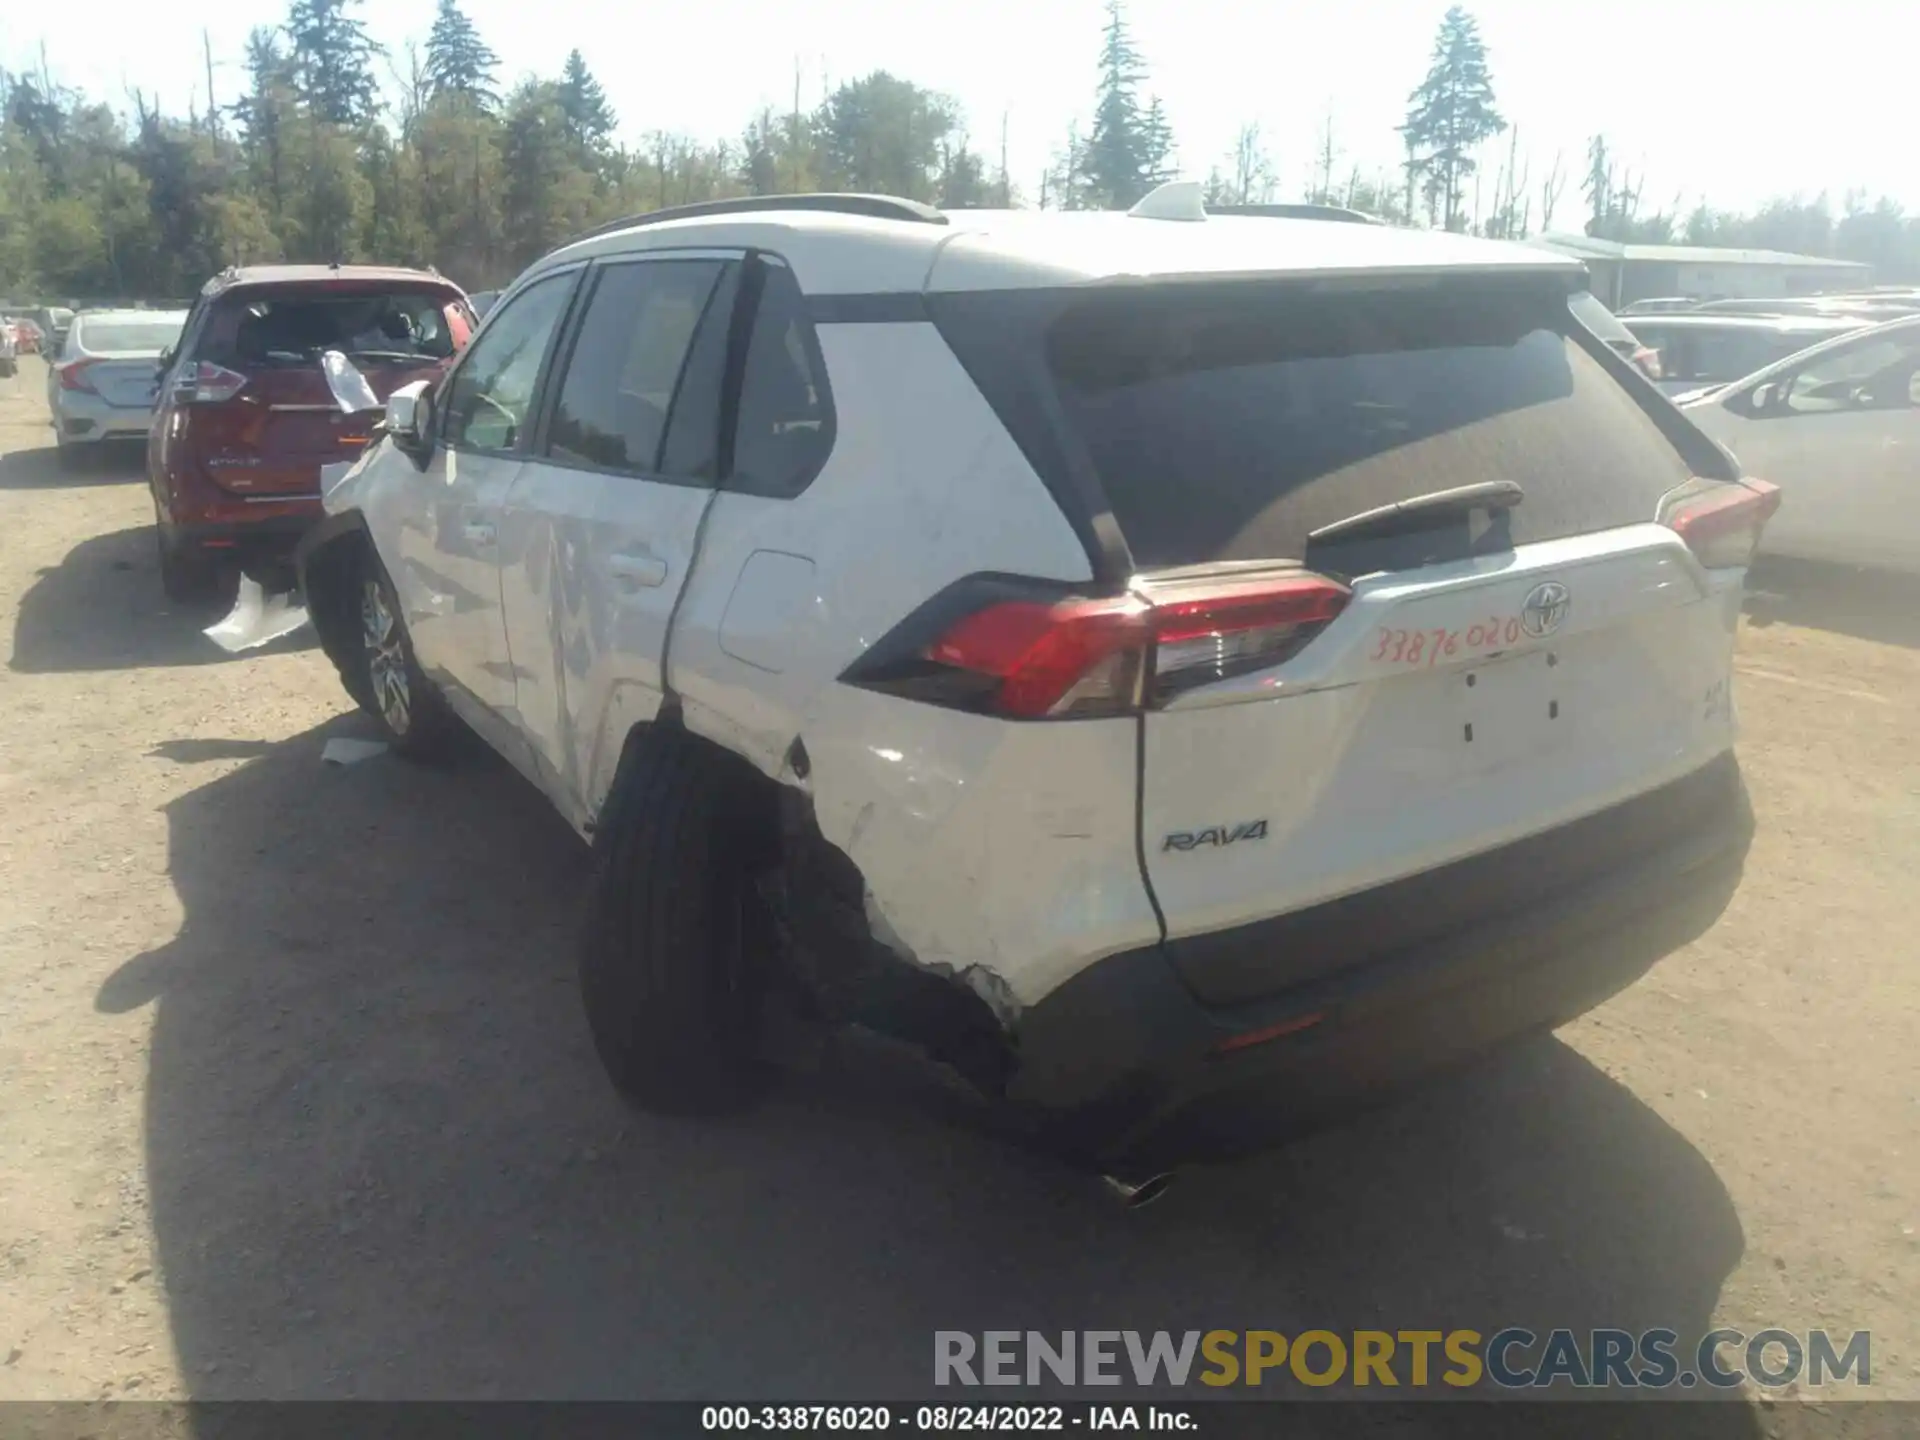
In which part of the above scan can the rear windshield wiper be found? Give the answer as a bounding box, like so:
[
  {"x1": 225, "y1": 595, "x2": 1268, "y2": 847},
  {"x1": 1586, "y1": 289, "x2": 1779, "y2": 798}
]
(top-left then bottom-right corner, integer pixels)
[
  {"x1": 345, "y1": 349, "x2": 426, "y2": 363},
  {"x1": 1306, "y1": 481, "x2": 1524, "y2": 549}
]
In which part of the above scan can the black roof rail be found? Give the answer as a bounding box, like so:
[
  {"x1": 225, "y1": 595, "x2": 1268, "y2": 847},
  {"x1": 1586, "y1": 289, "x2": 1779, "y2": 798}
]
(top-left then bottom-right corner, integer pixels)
[
  {"x1": 1208, "y1": 203, "x2": 1384, "y2": 226},
  {"x1": 563, "y1": 193, "x2": 949, "y2": 248}
]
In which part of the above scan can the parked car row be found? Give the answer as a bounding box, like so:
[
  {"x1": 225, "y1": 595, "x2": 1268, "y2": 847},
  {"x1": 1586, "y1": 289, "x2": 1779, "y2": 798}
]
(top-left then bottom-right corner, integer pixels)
[
  {"x1": 1680, "y1": 314, "x2": 1920, "y2": 573},
  {"x1": 1622, "y1": 313, "x2": 1867, "y2": 397},
  {"x1": 2, "y1": 314, "x2": 47, "y2": 363},
  {"x1": 1561, "y1": 290, "x2": 1920, "y2": 573},
  {"x1": 47, "y1": 309, "x2": 188, "y2": 468}
]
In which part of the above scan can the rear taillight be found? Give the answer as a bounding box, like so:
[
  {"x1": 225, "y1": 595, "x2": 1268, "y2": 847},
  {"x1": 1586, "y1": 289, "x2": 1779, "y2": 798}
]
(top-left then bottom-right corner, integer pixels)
[
  {"x1": 849, "y1": 572, "x2": 1352, "y2": 719},
  {"x1": 56, "y1": 360, "x2": 98, "y2": 393},
  {"x1": 174, "y1": 361, "x2": 250, "y2": 404},
  {"x1": 1658, "y1": 477, "x2": 1782, "y2": 569}
]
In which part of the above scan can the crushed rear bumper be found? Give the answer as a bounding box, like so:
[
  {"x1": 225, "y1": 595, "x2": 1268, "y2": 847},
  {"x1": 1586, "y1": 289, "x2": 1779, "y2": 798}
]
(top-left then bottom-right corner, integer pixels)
[{"x1": 1007, "y1": 752, "x2": 1753, "y2": 1179}]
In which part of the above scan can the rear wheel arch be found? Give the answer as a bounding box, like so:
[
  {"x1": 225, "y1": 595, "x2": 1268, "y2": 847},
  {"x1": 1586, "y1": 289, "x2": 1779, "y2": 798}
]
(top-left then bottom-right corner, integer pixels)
[
  {"x1": 297, "y1": 513, "x2": 379, "y2": 712},
  {"x1": 587, "y1": 716, "x2": 1016, "y2": 1098}
]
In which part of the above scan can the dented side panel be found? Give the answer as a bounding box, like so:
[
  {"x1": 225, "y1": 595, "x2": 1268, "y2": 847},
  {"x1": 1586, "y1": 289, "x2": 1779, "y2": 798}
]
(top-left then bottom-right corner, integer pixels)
[
  {"x1": 614, "y1": 321, "x2": 1098, "y2": 808},
  {"x1": 634, "y1": 321, "x2": 1155, "y2": 1010},
  {"x1": 799, "y1": 685, "x2": 1161, "y2": 1010}
]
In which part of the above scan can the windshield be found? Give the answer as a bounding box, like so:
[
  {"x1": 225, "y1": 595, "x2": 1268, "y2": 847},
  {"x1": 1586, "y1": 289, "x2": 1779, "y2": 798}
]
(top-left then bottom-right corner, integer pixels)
[
  {"x1": 201, "y1": 288, "x2": 460, "y2": 367},
  {"x1": 77, "y1": 315, "x2": 185, "y2": 354}
]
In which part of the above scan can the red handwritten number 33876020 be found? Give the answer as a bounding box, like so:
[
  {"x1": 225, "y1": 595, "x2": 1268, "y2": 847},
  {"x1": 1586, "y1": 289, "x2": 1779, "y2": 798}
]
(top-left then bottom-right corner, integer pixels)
[{"x1": 1372, "y1": 616, "x2": 1523, "y2": 668}]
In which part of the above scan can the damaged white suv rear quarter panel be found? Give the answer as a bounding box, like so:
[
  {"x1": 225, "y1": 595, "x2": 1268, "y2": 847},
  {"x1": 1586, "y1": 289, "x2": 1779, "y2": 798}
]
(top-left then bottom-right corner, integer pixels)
[{"x1": 661, "y1": 318, "x2": 1163, "y2": 1012}]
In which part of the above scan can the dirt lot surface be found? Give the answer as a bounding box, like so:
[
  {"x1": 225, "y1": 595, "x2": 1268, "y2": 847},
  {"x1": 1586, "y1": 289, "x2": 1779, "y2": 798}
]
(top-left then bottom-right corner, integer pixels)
[{"x1": 1, "y1": 355, "x2": 1916, "y2": 1422}]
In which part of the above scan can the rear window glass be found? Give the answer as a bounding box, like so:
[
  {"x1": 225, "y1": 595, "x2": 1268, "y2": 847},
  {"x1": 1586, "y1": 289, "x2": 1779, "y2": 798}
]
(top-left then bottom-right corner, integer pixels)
[
  {"x1": 936, "y1": 281, "x2": 1695, "y2": 571},
  {"x1": 78, "y1": 317, "x2": 184, "y2": 353},
  {"x1": 198, "y1": 288, "x2": 460, "y2": 368}
]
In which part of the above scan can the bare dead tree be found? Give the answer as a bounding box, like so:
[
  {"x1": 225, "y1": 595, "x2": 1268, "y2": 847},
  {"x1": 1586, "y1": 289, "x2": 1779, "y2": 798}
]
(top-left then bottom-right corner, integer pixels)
[
  {"x1": 385, "y1": 42, "x2": 432, "y2": 144},
  {"x1": 1229, "y1": 122, "x2": 1274, "y2": 204},
  {"x1": 1539, "y1": 149, "x2": 1567, "y2": 233},
  {"x1": 1314, "y1": 111, "x2": 1338, "y2": 203},
  {"x1": 204, "y1": 30, "x2": 221, "y2": 141}
]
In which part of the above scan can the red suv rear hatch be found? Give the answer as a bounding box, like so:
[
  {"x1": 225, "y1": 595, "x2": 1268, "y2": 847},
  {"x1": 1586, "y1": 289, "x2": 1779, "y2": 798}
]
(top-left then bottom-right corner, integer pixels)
[{"x1": 179, "y1": 281, "x2": 470, "y2": 498}]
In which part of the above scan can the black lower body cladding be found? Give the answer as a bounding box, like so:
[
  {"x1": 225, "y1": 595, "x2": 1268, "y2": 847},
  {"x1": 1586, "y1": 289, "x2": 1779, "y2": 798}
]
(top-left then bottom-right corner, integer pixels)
[{"x1": 1008, "y1": 753, "x2": 1753, "y2": 1180}]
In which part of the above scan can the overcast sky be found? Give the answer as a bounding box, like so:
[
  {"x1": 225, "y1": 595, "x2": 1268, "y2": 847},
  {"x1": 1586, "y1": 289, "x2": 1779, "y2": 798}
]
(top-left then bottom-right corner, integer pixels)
[{"x1": 10, "y1": 0, "x2": 1917, "y2": 233}]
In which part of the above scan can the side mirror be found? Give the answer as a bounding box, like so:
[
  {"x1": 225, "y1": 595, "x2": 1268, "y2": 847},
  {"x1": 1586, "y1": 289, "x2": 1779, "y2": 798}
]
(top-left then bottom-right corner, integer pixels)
[{"x1": 384, "y1": 380, "x2": 435, "y2": 463}]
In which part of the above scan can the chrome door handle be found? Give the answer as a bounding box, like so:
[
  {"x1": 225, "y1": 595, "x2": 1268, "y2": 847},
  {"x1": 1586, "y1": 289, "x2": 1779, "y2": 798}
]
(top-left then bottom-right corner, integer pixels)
[
  {"x1": 463, "y1": 520, "x2": 496, "y2": 545},
  {"x1": 607, "y1": 552, "x2": 669, "y2": 588}
]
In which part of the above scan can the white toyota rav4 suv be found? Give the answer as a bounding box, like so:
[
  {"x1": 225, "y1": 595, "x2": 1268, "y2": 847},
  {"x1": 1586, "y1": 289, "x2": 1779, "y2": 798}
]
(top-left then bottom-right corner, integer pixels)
[{"x1": 298, "y1": 188, "x2": 1770, "y2": 1191}]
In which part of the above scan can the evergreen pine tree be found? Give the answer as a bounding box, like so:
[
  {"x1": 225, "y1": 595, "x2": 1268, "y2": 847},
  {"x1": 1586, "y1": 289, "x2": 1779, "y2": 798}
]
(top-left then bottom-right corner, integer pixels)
[
  {"x1": 423, "y1": 0, "x2": 499, "y2": 110},
  {"x1": 556, "y1": 50, "x2": 615, "y2": 159},
  {"x1": 284, "y1": 0, "x2": 383, "y2": 127},
  {"x1": 1399, "y1": 5, "x2": 1504, "y2": 232}
]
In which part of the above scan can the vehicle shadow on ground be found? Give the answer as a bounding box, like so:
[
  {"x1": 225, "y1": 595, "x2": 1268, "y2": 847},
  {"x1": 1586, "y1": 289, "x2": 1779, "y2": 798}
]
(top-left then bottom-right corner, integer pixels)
[
  {"x1": 97, "y1": 717, "x2": 1756, "y2": 1427},
  {"x1": 9, "y1": 525, "x2": 315, "y2": 673},
  {"x1": 1744, "y1": 556, "x2": 1920, "y2": 650},
  {"x1": 0, "y1": 441, "x2": 147, "y2": 490}
]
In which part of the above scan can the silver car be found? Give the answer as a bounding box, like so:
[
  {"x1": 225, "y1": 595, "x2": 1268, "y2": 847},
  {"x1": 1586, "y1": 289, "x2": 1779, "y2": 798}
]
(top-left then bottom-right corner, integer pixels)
[{"x1": 48, "y1": 309, "x2": 188, "y2": 467}]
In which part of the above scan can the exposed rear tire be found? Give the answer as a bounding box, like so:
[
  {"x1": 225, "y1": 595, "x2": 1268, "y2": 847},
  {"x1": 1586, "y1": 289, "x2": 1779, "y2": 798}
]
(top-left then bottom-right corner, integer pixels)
[
  {"x1": 579, "y1": 731, "x2": 777, "y2": 1116},
  {"x1": 353, "y1": 552, "x2": 458, "y2": 759}
]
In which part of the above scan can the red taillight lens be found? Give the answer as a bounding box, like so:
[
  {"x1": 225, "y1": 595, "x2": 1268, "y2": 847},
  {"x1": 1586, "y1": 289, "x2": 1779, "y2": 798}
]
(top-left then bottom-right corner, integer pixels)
[
  {"x1": 56, "y1": 360, "x2": 98, "y2": 393},
  {"x1": 905, "y1": 573, "x2": 1352, "y2": 719},
  {"x1": 175, "y1": 361, "x2": 250, "y2": 404},
  {"x1": 928, "y1": 595, "x2": 1151, "y2": 717},
  {"x1": 1143, "y1": 573, "x2": 1353, "y2": 702},
  {"x1": 1658, "y1": 477, "x2": 1782, "y2": 569}
]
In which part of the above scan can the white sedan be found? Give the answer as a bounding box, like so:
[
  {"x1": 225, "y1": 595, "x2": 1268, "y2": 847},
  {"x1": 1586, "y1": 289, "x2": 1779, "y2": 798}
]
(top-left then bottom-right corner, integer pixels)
[{"x1": 1682, "y1": 315, "x2": 1920, "y2": 573}]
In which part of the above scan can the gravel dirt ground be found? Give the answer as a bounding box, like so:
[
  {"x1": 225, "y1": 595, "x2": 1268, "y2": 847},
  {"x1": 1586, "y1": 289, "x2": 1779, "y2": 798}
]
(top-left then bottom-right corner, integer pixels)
[{"x1": 0, "y1": 354, "x2": 1916, "y2": 1423}]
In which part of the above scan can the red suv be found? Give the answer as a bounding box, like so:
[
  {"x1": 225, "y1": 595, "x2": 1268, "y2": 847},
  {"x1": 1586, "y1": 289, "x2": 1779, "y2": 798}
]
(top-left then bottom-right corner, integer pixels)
[{"x1": 149, "y1": 265, "x2": 476, "y2": 601}]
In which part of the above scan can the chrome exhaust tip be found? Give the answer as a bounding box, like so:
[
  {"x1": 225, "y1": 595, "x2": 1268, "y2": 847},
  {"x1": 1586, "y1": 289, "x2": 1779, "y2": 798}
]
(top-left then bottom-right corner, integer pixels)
[{"x1": 1101, "y1": 1172, "x2": 1175, "y2": 1210}]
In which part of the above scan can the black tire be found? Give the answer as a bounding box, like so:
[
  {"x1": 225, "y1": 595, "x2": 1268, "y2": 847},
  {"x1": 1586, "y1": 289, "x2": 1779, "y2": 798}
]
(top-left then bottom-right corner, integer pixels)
[
  {"x1": 579, "y1": 731, "x2": 777, "y2": 1115},
  {"x1": 156, "y1": 522, "x2": 230, "y2": 605},
  {"x1": 352, "y1": 551, "x2": 458, "y2": 759}
]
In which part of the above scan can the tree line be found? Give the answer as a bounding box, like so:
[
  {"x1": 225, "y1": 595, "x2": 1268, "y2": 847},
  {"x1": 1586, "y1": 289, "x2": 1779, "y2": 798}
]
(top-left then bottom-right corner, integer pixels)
[{"x1": 3, "y1": 0, "x2": 1917, "y2": 301}]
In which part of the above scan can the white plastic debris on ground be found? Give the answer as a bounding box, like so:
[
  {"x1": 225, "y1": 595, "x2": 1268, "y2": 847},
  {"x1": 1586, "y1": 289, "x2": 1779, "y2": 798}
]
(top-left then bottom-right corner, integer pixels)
[
  {"x1": 203, "y1": 575, "x2": 312, "y2": 654},
  {"x1": 321, "y1": 737, "x2": 389, "y2": 766}
]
